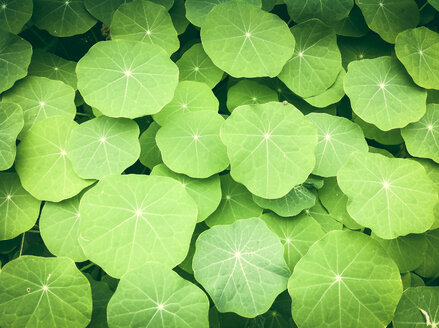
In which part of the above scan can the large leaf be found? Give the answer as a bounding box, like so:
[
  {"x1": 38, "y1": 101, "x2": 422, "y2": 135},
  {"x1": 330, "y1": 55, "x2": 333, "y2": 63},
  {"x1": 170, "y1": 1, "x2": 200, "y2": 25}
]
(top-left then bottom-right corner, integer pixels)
[
  {"x1": 84, "y1": 0, "x2": 128, "y2": 26},
  {"x1": 0, "y1": 103, "x2": 23, "y2": 170},
  {"x1": 226, "y1": 79, "x2": 278, "y2": 112},
  {"x1": 284, "y1": 0, "x2": 353, "y2": 25},
  {"x1": 288, "y1": 230, "x2": 403, "y2": 328},
  {"x1": 0, "y1": 0, "x2": 33, "y2": 34}
]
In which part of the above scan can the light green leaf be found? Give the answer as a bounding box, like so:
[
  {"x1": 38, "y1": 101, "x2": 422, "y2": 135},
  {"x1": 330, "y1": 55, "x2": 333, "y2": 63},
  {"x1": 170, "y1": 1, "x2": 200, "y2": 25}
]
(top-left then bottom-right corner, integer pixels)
[
  {"x1": 278, "y1": 19, "x2": 342, "y2": 98},
  {"x1": 368, "y1": 146, "x2": 393, "y2": 157},
  {"x1": 352, "y1": 113, "x2": 403, "y2": 145},
  {"x1": 429, "y1": 0, "x2": 439, "y2": 10},
  {"x1": 33, "y1": 0, "x2": 97, "y2": 37},
  {"x1": 260, "y1": 212, "x2": 325, "y2": 271},
  {"x1": 111, "y1": 0, "x2": 180, "y2": 56},
  {"x1": 0, "y1": 103, "x2": 23, "y2": 170},
  {"x1": 76, "y1": 40, "x2": 179, "y2": 118},
  {"x1": 176, "y1": 43, "x2": 224, "y2": 89},
  {"x1": 395, "y1": 27, "x2": 439, "y2": 90},
  {"x1": 153, "y1": 81, "x2": 219, "y2": 126},
  {"x1": 401, "y1": 272, "x2": 424, "y2": 290},
  {"x1": 179, "y1": 223, "x2": 208, "y2": 274},
  {"x1": 0, "y1": 173, "x2": 40, "y2": 241},
  {"x1": 2, "y1": 76, "x2": 76, "y2": 138},
  {"x1": 402, "y1": 104, "x2": 439, "y2": 163},
  {"x1": 356, "y1": 0, "x2": 419, "y2": 43},
  {"x1": 84, "y1": 0, "x2": 129, "y2": 26},
  {"x1": 226, "y1": 79, "x2": 278, "y2": 113},
  {"x1": 414, "y1": 228, "x2": 439, "y2": 278},
  {"x1": 0, "y1": 256, "x2": 92, "y2": 328},
  {"x1": 201, "y1": 1, "x2": 295, "y2": 78},
  {"x1": 67, "y1": 116, "x2": 140, "y2": 180},
  {"x1": 193, "y1": 217, "x2": 290, "y2": 317},
  {"x1": 151, "y1": 163, "x2": 221, "y2": 222},
  {"x1": 220, "y1": 102, "x2": 317, "y2": 199},
  {"x1": 0, "y1": 30, "x2": 32, "y2": 94},
  {"x1": 78, "y1": 174, "x2": 198, "y2": 278},
  {"x1": 156, "y1": 111, "x2": 229, "y2": 178},
  {"x1": 39, "y1": 194, "x2": 87, "y2": 262},
  {"x1": 289, "y1": 230, "x2": 403, "y2": 328},
  {"x1": 284, "y1": 0, "x2": 353, "y2": 25},
  {"x1": 305, "y1": 201, "x2": 344, "y2": 232},
  {"x1": 307, "y1": 113, "x2": 368, "y2": 177},
  {"x1": 304, "y1": 69, "x2": 346, "y2": 108},
  {"x1": 337, "y1": 151, "x2": 437, "y2": 239},
  {"x1": 107, "y1": 262, "x2": 209, "y2": 327},
  {"x1": 15, "y1": 116, "x2": 93, "y2": 202},
  {"x1": 205, "y1": 174, "x2": 263, "y2": 227},
  {"x1": 0, "y1": 0, "x2": 33, "y2": 34},
  {"x1": 344, "y1": 56, "x2": 427, "y2": 131},
  {"x1": 138, "y1": 121, "x2": 162, "y2": 169}
]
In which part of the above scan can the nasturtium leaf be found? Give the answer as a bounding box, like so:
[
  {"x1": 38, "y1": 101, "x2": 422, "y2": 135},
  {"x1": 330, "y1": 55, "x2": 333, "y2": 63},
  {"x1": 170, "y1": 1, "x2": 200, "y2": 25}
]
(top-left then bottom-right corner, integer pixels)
[
  {"x1": 179, "y1": 223, "x2": 207, "y2": 274},
  {"x1": 0, "y1": 103, "x2": 23, "y2": 170},
  {"x1": 369, "y1": 146, "x2": 393, "y2": 157},
  {"x1": 200, "y1": 1, "x2": 295, "y2": 78},
  {"x1": 76, "y1": 40, "x2": 179, "y2": 118},
  {"x1": 176, "y1": 43, "x2": 224, "y2": 89},
  {"x1": 395, "y1": 27, "x2": 439, "y2": 90},
  {"x1": 401, "y1": 272, "x2": 424, "y2": 290},
  {"x1": 304, "y1": 69, "x2": 346, "y2": 108},
  {"x1": 371, "y1": 233, "x2": 427, "y2": 273},
  {"x1": 84, "y1": 0, "x2": 129, "y2": 26},
  {"x1": 278, "y1": 19, "x2": 342, "y2": 98},
  {"x1": 220, "y1": 102, "x2": 317, "y2": 199},
  {"x1": 0, "y1": 256, "x2": 92, "y2": 328},
  {"x1": 78, "y1": 174, "x2": 198, "y2": 278},
  {"x1": 337, "y1": 151, "x2": 437, "y2": 239},
  {"x1": 15, "y1": 117, "x2": 93, "y2": 202},
  {"x1": 352, "y1": 114, "x2": 404, "y2": 145},
  {"x1": 139, "y1": 121, "x2": 162, "y2": 169},
  {"x1": 156, "y1": 111, "x2": 229, "y2": 178},
  {"x1": 0, "y1": 0, "x2": 33, "y2": 34},
  {"x1": 307, "y1": 113, "x2": 368, "y2": 177},
  {"x1": 151, "y1": 163, "x2": 221, "y2": 222},
  {"x1": 414, "y1": 228, "x2": 439, "y2": 278},
  {"x1": 169, "y1": 0, "x2": 189, "y2": 35},
  {"x1": 193, "y1": 218, "x2": 290, "y2": 317},
  {"x1": 402, "y1": 104, "x2": 439, "y2": 163},
  {"x1": 289, "y1": 230, "x2": 403, "y2": 328},
  {"x1": 153, "y1": 81, "x2": 219, "y2": 126},
  {"x1": 33, "y1": 0, "x2": 97, "y2": 37},
  {"x1": 226, "y1": 79, "x2": 278, "y2": 113},
  {"x1": 87, "y1": 276, "x2": 113, "y2": 328},
  {"x1": 356, "y1": 0, "x2": 419, "y2": 43},
  {"x1": 344, "y1": 56, "x2": 427, "y2": 131},
  {"x1": 305, "y1": 201, "x2": 344, "y2": 232},
  {"x1": 429, "y1": 0, "x2": 439, "y2": 10},
  {"x1": 28, "y1": 49, "x2": 77, "y2": 90},
  {"x1": 253, "y1": 184, "x2": 316, "y2": 217},
  {"x1": 107, "y1": 262, "x2": 209, "y2": 327},
  {"x1": 334, "y1": 5, "x2": 369, "y2": 37},
  {"x1": 415, "y1": 158, "x2": 439, "y2": 230},
  {"x1": 284, "y1": 0, "x2": 353, "y2": 25},
  {"x1": 205, "y1": 174, "x2": 263, "y2": 227},
  {"x1": 67, "y1": 116, "x2": 140, "y2": 180},
  {"x1": 260, "y1": 213, "x2": 325, "y2": 271},
  {"x1": 2, "y1": 76, "x2": 76, "y2": 138},
  {"x1": 111, "y1": 0, "x2": 180, "y2": 56},
  {"x1": 39, "y1": 194, "x2": 87, "y2": 262},
  {"x1": 393, "y1": 287, "x2": 439, "y2": 328},
  {"x1": 0, "y1": 31, "x2": 32, "y2": 94},
  {"x1": 0, "y1": 173, "x2": 40, "y2": 241}
]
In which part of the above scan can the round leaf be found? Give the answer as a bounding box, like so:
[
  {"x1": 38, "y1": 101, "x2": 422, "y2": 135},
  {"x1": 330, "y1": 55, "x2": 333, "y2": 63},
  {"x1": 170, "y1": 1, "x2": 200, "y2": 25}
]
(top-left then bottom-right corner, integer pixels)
[
  {"x1": 284, "y1": 0, "x2": 353, "y2": 25},
  {"x1": 226, "y1": 79, "x2": 278, "y2": 112},
  {"x1": 84, "y1": 0, "x2": 128, "y2": 26},
  {"x1": 304, "y1": 69, "x2": 346, "y2": 108},
  {"x1": 138, "y1": 121, "x2": 162, "y2": 169},
  {"x1": 0, "y1": 103, "x2": 23, "y2": 170},
  {"x1": 0, "y1": 0, "x2": 33, "y2": 34},
  {"x1": 352, "y1": 113, "x2": 403, "y2": 145},
  {"x1": 414, "y1": 228, "x2": 439, "y2": 278}
]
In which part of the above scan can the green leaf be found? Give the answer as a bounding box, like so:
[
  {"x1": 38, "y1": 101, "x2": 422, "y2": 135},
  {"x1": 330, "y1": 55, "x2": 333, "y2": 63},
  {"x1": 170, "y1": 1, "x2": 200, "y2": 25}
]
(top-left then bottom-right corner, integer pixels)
[
  {"x1": 288, "y1": 230, "x2": 403, "y2": 328},
  {"x1": 220, "y1": 102, "x2": 317, "y2": 199},
  {"x1": 226, "y1": 79, "x2": 278, "y2": 112},
  {"x1": 201, "y1": 1, "x2": 295, "y2": 78},
  {"x1": 0, "y1": 256, "x2": 92, "y2": 328},
  {"x1": 138, "y1": 121, "x2": 162, "y2": 169},
  {"x1": 15, "y1": 116, "x2": 93, "y2": 202},
  {"x1": 87, "y1": 276, "x2": 113, "y2": 328},
  {"x1": 39, "y1": 194, "x2": 87, "y2": 262},
  {"x1": 344, "y1": 56, "x2": 427, "y2": 131},
  {"x1": 179, "y1": 223, "x2": 208, "y2": 274},
  {"x1": 305, "y1": 201, "x2": 344, "y2": 232},
  {"x1": 66, "y1": 116, "x2": 140, "y2": 179},
  {"x1": 78, "y1": 174, "x2": 198, "y2": 278},
  {"x1": 76, "y1": 40, "x2": 179, "y2": 118},
  {"x1": 169, "y1": 0, "x2": 190, "y2": 35},
  {"x1": 33, "y1": 0, "x2": 97, "y2": 37},
  {"x1": 205, "y1": 174, "x2": 263, "y2": 227},
  {"x1": 0, "y1": 103, "x2": 23, "y2": 170},
  {"x1": 176, "y1": 43, "x2": 224, "y2": 89},
  {"x1": 278, "y1": 19, "x2": 342, "y2": 98},
  {"x1": 193, "y1": 217, "x2": 290, "y2": 317},
  {"x1": 303, "y1": 69, "x2": 346, "y2": 108},
  {"x1": 414, "y1": 228, "x2": 439, "y2": 278},
  {"x1": 337, "y1": 151, "x2": 437, "y2": 239},
  {"x1": 2, "y1": 76, "x2": 76, "y2": 138},
  {"x1": 151, "y1": 163, "x2": 221, "y2": 222},
  {"x1": 352, "y1": 113, "x2": 403, "y2": 145},
  {"x1": 260, "y1": 212, "x2": 325, "y2": 271},
  {"x1": 395, "y1": 27, "x2": 439, "y2": 90},
  {"x1": 84, "y1": 0, "x2": 128, "y2": 26},
  {"x1": 107, "y1": 262, "x2": 209, "y2": 327},
  {"x1": 111, "y1": 0, "x2": 180, "y2": 56},
  {"x1": 0, "y1": 0, "x2": 33, "y2": 34},
  {"x1": 429, "y1": 0, "x2": 439, "y2": 10},
  {"x1": 153, "y1": 81, "x2": 219, "y2": 126},
  {"x1": 307, "y1": 113, "x2": 368, "y2": 177},
  {"x1": 334, "y1": 5, "x2": 369, "y2": 37},
  {"x1": 284, "y1": 0, "x2": 353, "y2": 25},
  {"x1": 356, "y1": 0, "x2": 419, "y2": 43},
  {"x1": 401, "y1": 272, "x2": 424, "y2": 290},
  {"x1": 156, "y1": 111, "x2": 229, "y2": 178},
  {"x1": 0, "y1": 30, "x2": 32, "y2": 94},
  {"x1": 0, "y1": 173, "x2": 40, "y2": 241}
]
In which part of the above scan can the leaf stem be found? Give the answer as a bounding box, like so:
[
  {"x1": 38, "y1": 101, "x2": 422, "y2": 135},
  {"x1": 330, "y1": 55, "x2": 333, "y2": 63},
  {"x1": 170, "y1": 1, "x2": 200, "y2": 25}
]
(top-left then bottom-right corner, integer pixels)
[
  {"x1": 80, "y1": 262, "x2": 95, "y2": 272},
  {"x1": 19, "y1": 233, "x2": 25, "y2": 257}
]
